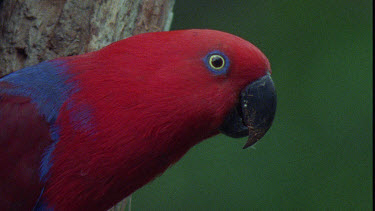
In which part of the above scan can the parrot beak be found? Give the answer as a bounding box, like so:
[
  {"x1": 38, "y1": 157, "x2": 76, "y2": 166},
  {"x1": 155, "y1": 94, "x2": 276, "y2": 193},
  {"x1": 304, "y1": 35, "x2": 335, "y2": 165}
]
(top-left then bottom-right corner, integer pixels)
[{"x1": 219, "y1": 74, "x2": 277, "y2": 149}]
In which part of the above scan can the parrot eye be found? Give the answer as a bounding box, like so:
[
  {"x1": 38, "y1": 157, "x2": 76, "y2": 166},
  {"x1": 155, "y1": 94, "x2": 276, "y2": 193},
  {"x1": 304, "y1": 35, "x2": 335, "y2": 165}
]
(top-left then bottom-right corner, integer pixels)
[
  {"x1": 209, "y1": 55, "x2": 225, "y2": 69},
  {"x1": 204, "y1": 51, "x2": 230, "y2": 75}
]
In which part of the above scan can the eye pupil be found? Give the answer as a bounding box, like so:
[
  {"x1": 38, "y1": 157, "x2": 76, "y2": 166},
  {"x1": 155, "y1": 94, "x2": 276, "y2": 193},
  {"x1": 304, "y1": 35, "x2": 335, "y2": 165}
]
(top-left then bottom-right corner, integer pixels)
[
  {"x1": 211, "y1": 57, "x2": 223, "y2": 68},
  {"x1": 210, "y1": 55, "x2": 225, "y2": 69}
]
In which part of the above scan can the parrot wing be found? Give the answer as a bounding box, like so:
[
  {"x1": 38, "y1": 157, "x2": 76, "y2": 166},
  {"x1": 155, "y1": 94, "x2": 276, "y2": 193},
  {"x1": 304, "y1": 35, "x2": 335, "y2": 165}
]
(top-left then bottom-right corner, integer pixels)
[
  {"x1": 0, "y1": 89, "x2": 53, "y2": 210},
  {"x1": 0, "y1": 60, "x2": 77, "y2": 210}
]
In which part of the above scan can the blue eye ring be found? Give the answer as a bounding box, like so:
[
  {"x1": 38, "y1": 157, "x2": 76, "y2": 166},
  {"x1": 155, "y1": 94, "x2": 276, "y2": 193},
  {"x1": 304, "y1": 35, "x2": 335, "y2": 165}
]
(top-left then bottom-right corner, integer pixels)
[{"x1": 204, "y1": 51, "x2": 230, "y2": 76}]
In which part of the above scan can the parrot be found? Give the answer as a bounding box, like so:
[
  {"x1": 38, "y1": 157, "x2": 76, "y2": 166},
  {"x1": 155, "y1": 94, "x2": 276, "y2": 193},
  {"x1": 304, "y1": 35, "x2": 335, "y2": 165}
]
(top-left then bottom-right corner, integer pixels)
[{"x1": 0, "y1": 29, "x2": 276, "y2": 210}]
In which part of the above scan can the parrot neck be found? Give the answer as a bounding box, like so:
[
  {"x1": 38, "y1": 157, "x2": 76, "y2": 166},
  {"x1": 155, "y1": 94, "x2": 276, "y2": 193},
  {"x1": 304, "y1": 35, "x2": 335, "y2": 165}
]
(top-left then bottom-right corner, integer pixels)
[{"x1": 46, "y1": 109, "x2": 220, "y2": 210}]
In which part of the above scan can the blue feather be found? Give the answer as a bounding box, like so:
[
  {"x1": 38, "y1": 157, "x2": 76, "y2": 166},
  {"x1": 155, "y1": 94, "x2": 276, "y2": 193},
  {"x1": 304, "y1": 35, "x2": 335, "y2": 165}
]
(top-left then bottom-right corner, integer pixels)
[
  {"x1": 0, "y1": 60, "x2": 77, "y2": 123},
  {"x1": 39, "y1": 125, "x2": 60, "y2": 182}
]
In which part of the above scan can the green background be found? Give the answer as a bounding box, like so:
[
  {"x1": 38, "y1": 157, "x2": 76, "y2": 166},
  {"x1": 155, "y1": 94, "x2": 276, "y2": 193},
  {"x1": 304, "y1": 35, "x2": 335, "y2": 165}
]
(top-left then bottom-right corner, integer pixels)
[{"x1": 133, "y1": 0, "x2": 372, "y2": 210}]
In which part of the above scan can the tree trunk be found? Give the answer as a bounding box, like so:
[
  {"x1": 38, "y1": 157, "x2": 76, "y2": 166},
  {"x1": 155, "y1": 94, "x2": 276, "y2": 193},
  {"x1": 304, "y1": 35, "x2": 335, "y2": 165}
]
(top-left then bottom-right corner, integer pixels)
[
  {"x1": 0, "y1": 0, "x2": 175, "y2": 210},
  {"x1": 0, "y1": 0, "x2": 175, "y2": 77}
]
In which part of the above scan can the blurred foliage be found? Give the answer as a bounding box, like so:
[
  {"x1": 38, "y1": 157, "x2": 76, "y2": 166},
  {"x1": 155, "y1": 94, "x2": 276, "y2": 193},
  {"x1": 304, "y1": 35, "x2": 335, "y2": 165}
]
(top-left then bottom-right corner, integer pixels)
[{"x1": 133, "y1": 0, "x2": 372, "y2": 210}]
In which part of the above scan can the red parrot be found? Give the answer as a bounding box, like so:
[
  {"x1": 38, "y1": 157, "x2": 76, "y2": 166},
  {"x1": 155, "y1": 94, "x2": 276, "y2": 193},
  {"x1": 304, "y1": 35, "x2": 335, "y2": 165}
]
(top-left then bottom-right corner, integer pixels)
[{"x1": 0, "y1": 29, "x2": 276, "y2": 210}]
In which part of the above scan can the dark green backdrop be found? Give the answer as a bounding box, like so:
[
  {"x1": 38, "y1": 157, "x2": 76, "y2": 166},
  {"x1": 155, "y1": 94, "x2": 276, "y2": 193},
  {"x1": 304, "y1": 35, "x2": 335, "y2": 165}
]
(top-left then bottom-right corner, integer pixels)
[{"x1": 133, "y1": 0, "x2": 372, "y2": 210}]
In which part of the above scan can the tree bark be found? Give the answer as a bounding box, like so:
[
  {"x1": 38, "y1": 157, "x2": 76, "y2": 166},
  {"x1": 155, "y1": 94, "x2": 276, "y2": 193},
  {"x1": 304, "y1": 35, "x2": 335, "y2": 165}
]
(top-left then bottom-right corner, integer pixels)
[
  {"x1": 0, "y1": 0, "x2": 175, "y2": 77},
  {"x1": 0, "y1": 0, "x2": 175, "y2": 209}
]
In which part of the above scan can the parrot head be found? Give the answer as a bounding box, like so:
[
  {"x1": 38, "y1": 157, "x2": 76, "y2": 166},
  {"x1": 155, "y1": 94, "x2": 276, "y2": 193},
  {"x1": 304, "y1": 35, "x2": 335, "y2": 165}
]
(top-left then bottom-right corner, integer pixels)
[{"x1": 85, "y1": 29, "x2": 276, "y2": 148}]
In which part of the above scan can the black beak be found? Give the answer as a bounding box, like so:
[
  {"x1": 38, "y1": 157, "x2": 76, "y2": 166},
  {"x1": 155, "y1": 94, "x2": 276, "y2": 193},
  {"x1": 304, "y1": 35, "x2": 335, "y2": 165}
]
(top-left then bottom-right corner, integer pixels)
[{"x1": 219, "y1": 74, "x2": 277, "y2": 149}]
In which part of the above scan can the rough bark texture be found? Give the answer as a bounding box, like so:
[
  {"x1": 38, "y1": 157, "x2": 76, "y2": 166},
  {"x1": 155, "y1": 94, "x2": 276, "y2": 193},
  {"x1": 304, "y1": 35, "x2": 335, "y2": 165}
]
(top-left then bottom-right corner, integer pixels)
[
  {"x1": 0, "y1": 0, "x2": 174, "y2": 209},
  {"x1": 0, "y1": 0, "x2": 175, "y2": 77}
]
